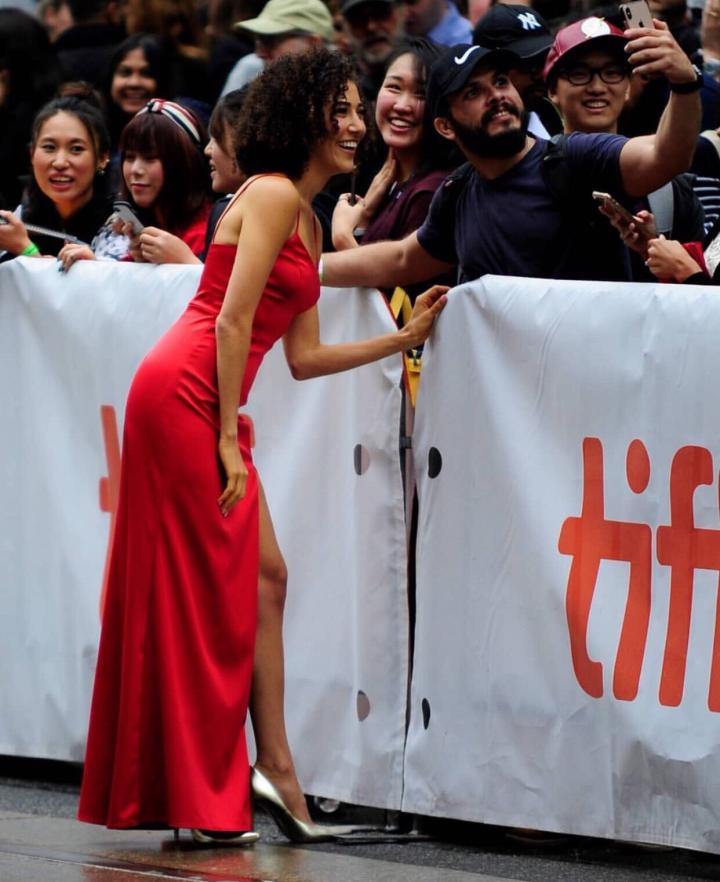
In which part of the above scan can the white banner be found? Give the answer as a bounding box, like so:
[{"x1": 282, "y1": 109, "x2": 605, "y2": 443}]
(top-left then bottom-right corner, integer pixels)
[
  {"x1": 0, "y1": 258, "x2": 196, "y2": 763},
  {"x1": 0, "y1": 259, "x2": 407, "y2": 809},
  {"x1": 406, "y1": 276, "x2": 720, "y2": 853}
]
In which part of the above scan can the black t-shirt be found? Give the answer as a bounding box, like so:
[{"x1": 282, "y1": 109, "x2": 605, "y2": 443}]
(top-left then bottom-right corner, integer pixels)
[{"x1": 417, "y1": 133, "x2": 628, "y2": 283}]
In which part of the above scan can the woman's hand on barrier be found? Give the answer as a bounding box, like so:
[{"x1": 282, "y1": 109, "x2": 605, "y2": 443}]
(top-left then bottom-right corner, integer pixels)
[
  {"x1": 57, "y1": 242, "x2": 96, "y2": 272},
  {"x1": 217, "y1": 435, "x2": 248, "y2": 517},
  {"x1": 645, "y1": 235, "x2": 702, "y2": 281},
  {"x1": 0, "y1": 211, "x2": 33, "y2": 255},
  {"x1": 136, "y1": 227, "x2": 200, "y2": 264},
  {"x1": 401, "y1": 285, "x2": 449, "y2": 348}
]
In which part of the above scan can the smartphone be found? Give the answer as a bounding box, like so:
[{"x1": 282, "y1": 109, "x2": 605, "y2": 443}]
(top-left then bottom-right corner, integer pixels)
[
  {"x1": 592, "y1": 190, "x2": 635, "y2": 222},
  {"x1": 592, "y1": 191, "x2": 653, "y2": 241},
  {"x1": 619, "y1": 0, "x2": 653, "y2": 29},
  {"x1": 112, "y1": 200, "x2": 144, "y2": 235}
]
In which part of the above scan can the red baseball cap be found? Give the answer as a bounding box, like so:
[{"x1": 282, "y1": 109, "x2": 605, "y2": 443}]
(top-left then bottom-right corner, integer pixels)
[{"x1": 543, "y1": 17, "x2": 627, "y2": 82}]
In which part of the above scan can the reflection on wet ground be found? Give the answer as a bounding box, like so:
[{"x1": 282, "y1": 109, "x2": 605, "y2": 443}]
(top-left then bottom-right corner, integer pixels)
[{"x1": 0, "y1": 812, "x2": 511, "y2": 882}]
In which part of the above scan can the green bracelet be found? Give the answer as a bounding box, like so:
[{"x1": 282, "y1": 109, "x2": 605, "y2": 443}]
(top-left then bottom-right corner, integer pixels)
[{"x1": 20, "y1": 241, "x2": 40, "y2": 257}]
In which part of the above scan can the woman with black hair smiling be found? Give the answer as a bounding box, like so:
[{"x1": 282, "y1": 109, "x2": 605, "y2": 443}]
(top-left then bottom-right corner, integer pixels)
[
  {"x1": 0, "y1": 92, "x2": 127, "y2": 267},
  {"x1": 78, "y1": 47, "x2": 446, "y2": 844},
  {"x1": 331, "y1": 38, "x2": 459, "y2": 301},
  {"x1": 105, "y1": 34, "x2": 174, "y2": 158}
]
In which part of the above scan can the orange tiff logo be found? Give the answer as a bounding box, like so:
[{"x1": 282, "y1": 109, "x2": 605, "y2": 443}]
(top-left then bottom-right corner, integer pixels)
[{"x1": 559, "y1": 437, "x2": 720, "y2": 711}]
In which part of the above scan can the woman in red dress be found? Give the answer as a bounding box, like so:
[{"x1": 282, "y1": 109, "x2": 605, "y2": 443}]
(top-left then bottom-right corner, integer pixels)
[{"x1": 77, "y1": 48, "x2": 446, "y2": 842}]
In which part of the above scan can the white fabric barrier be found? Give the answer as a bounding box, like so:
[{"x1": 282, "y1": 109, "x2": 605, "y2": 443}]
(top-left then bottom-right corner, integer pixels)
[
  {"x1": 0, "y1": 259, "x2": 408, "y2": 810},
  {"x1": 247, "y1": 290, "x2": 408, "y2": 810},
  {"x1": 406, "y1": 276, "x2": 720, "y2": 853}
]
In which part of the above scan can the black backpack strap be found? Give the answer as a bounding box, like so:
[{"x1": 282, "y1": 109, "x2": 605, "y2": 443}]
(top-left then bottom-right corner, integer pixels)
[
  {"x1": 440, "y1": 161, "x2": 474, "y2": 198},
  {"x1": 540, "y1": 135, "x2": 632, "y2": 280},
  {"x1": 541, "y1": 134, "x2": 575, "y2": 205}
]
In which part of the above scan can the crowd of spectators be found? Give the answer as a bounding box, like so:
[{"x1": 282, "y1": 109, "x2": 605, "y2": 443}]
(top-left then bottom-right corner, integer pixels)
[{"x1": 1, "y1": 0, "x2": 720, "y2": 285}]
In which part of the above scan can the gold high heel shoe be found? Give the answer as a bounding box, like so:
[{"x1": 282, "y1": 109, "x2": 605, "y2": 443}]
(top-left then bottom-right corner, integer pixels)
[{"x1": 251, "y1": 767, "x2": 376, "y2": 843}]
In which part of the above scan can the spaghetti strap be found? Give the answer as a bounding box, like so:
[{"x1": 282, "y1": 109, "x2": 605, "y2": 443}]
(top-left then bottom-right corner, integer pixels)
[
  {"x1": 312, "y1": 214, "x2": 320, "y2": 255},
  {"x1": 211, "y1": 173, "x2": 288, "y2": 245}
]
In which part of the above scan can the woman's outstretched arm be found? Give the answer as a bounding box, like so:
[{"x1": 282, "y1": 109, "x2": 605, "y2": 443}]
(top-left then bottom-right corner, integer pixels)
[{"x1": 282, "y1": 284, "x2": 448, "y2": 381}]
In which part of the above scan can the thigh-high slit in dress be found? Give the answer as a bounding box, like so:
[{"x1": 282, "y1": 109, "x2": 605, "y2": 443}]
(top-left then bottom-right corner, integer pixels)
[{"x1": 78, "y1": 178, "x2": 319, "y2": 831}]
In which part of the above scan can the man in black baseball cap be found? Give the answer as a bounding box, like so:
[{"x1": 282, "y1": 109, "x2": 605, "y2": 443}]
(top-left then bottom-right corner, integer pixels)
[
  {"x1": 473, "y1": 3, "x2": 561, "y2": 135},
  {"x1": 321, "y1": 35, "x2": 702, "y2": 286},
  {"x1": 472, "y1": 4, "x2": 553, "y2": 58}
]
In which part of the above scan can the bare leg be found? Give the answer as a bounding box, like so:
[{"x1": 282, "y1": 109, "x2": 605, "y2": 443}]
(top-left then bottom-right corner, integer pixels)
[{"x1": 250, "y1": 481, "x2": 312, "y2": 824}]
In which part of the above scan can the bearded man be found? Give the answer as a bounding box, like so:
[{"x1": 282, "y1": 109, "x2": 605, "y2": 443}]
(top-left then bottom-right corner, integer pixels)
[{"x1": 322, "y1": 27, "x2": 702, "y2": 284}]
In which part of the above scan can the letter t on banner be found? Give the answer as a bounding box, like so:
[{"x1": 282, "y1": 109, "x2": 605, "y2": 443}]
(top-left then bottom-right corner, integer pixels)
[{"x1": 559, "y1": 438, "x2": 652, "y2": 700}]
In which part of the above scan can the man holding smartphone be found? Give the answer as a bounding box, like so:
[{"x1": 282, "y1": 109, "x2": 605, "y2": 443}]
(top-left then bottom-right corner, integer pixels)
[
  {"x1": 321, "y1": 17, "x2": 702, "y2": 286},
  {"x1": 543, "y1": 16, "x2": 705, "y2": 279}
]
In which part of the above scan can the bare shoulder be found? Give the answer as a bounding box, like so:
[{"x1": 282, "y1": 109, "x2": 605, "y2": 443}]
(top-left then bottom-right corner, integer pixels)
[
  {"x1": 217, "y1": 175, "x2": 301, "y2": 243},
  {"x1": 240, "y1": 175, "x2": 300, "y2": 215}
]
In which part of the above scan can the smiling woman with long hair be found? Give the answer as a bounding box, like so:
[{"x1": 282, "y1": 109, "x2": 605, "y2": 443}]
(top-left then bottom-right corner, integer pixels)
[
  {"x1": 0, "y1": 93, "x2": 127, "y2": 266},
  {"x1": 77, "y1": 47, "x2": 446, "y2": 844},
  {"x1": 105, "y1": 34, "x2": 175, "y2": 154},
  {"x1": 331, "y1": 38, "x2": 459, "y2": 301}
]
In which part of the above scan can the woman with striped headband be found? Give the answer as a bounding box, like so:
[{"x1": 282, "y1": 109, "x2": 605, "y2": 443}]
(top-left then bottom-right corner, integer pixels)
[{"x1": 113, "y1": 98, "x2": 213, "y2": 263}]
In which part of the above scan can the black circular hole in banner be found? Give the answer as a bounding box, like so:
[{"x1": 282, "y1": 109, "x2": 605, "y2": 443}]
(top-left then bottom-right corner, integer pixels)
[
  {"x1": 428, "y1": 447, "x2": 442, "y2": 478},
  {"x1": 421, "y1": 698, "x2": 431, "y2": 730},
  {"x1": 356, "y1": 690, "x2": 371, "y2": 722}
]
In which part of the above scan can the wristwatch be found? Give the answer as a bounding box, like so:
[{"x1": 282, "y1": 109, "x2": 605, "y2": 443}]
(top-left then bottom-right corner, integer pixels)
[{"x1": 669, "y1": 64, "x2": 704, "y2": 93}]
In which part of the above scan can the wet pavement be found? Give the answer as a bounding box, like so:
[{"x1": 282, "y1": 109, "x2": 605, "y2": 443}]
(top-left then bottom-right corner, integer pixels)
[
  {"x1": 3, "y1": 763, "x2": 720, "y2": 882},
  {"x1": 0, "y1": 810, "x2": 517, "y2": 882}
]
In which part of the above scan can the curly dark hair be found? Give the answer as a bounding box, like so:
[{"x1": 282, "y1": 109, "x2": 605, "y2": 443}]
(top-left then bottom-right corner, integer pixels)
[{"x1": 234, "y1": 48, "x2": 362, "y2": 180}]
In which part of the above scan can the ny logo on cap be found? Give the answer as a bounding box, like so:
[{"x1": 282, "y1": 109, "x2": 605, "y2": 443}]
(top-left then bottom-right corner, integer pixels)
[{"x1": 517, "y1": 11, "x2": 541, "y2": 30}]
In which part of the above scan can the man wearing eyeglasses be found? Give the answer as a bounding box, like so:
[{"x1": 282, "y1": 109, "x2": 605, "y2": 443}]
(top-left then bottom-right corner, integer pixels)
[
  {"x1": 321, "y1": 21, "x2": 703, "y2": 286},
  {"x1": 545, "y1": 17, "x2": 649, "y2": 136},
  {"x1": 545, "y1": 17, "x2": 704, "y2": 279}
]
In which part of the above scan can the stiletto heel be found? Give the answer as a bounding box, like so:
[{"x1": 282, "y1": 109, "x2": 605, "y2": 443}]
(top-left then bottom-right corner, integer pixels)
[
  {"x1": 251, "y1": 767, "x2": 395, "y2": 844},
  {"x1": 251, "y1": 767, "x2": 338, "y2": 843}
]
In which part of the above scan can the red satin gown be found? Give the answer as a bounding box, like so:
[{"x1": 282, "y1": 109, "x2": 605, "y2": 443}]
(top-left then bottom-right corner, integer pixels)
[{"x1": 78, "y1": 181, "x2": 320, "y2": 831}]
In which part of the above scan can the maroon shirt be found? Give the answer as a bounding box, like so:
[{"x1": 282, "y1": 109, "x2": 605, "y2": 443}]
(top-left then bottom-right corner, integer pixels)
[{"x1": 362, "y1": 167, "x2": 457, "y2": 303}]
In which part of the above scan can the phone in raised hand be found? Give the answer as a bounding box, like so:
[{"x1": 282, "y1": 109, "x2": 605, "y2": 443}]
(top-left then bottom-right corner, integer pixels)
[
  {"x1": 619, "y1": 0, "x2": 653, "y2": 29},
  {"x1": 112, "y1": 200, "x2": 144, "y2": 235}
]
